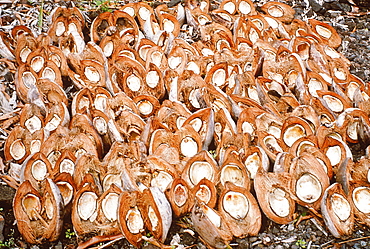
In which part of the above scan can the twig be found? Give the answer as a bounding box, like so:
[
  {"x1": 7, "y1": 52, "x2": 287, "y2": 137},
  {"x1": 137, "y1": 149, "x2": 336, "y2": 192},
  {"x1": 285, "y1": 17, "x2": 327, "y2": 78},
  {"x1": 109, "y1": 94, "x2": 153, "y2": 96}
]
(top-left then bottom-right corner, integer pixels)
[
  {"x1": 338, "y1": 235, "x2": 370, "y2": 245},
  {"x1": 96, "y1": 235, "x2": 125, "y2": 249},
  {"x1": 320, "y1": 239, "x2": 335, "y2": 248}
]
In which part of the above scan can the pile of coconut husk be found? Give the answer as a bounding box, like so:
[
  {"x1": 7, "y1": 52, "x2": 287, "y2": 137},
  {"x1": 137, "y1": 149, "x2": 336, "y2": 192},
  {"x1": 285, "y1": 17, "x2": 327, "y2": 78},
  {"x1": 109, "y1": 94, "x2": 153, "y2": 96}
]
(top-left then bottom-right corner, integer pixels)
[{"x1": 1, "y1": 0, "x2": 370, "y2": 248}]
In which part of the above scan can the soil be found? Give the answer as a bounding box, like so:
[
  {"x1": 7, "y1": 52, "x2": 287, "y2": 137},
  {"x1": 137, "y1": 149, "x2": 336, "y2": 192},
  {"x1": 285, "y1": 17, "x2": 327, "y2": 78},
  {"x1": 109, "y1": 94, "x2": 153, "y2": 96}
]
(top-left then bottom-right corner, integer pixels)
[{"x1": 1, "y1": 0, "x2": 370, "y2": 248}]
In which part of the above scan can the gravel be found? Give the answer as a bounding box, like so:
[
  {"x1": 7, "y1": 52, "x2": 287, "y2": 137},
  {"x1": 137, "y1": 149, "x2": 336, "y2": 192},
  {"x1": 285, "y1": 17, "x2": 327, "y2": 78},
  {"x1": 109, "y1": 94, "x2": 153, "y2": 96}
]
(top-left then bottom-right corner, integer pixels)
[{"x1": 0, "y1": 0, "x2": 370, "y2": 248}]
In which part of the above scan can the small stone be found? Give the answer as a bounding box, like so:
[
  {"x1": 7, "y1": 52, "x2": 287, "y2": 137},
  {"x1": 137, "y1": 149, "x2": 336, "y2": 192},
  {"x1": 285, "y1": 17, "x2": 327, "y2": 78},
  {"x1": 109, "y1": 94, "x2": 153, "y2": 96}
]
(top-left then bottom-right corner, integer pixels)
[
  {"x1": 360, "y1": 241, "x2": 367, "y2": 247},
  {"x1": 249, "y1": 237, "x2": 258, "y2": 243},
  {"x1": 275, "y1": 245, "x2": 284, "y2": 249}
]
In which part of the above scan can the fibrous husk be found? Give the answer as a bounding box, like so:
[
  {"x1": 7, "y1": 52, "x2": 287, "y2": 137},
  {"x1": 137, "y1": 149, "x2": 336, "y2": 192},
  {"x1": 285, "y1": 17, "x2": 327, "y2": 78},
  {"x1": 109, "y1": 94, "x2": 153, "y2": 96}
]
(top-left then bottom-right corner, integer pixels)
[
  {"x1": 118, "y1": 190, "x2": 146, "y2": 248},
  {"x1": 139, "y1": 186, "x2": 172, "y2": 243},
  {"x1": 166, "y1": 177, "x2": 193, "y2": 217},
  {"x1": 321, "y1": 183, "x2": 354, "y2": 238},
  {"x1": 182, "y1": 150, "x2": 218, "y2": 188},
  {"x1": 254, "y1": 170, "x2": 295, "y2": 224},
  {"x1": 191, "y1": 200, "x2": 233, "y2": 249},
  {"x1": 349, "y1": 182, "x2": 370, "y2": 228},
  {"x1": 289, "y1": 154, "x2": 330, "y2": 210},
  {"x1": 192, "y1": 178, "x2": 217, "y2": 209},
  {"x1": 4, "y1": 126, "x2": 44, "y2": 163},
  {"x1": 219, "y1": 182, "x2": 261, "y2": 238},
  {"x1": 13, "y1": 179, "x2": 64, "y2": 244}
]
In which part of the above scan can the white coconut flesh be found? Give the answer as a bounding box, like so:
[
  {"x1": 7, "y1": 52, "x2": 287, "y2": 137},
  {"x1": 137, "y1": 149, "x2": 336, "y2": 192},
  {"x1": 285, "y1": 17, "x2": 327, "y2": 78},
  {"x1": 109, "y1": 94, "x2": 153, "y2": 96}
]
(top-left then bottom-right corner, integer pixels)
[
  {"x1": 195, "y1": 184, "x2": 212, "y2": 204},
  {"x1": 74, "y1": 148, "x2": 87, "y2": 159},
  {"x1": 268, "y1": 5, "x2": 284, "y2": 17},
  {"x1": 68, "y1": 22, "x2": 77, "y2": 33},
  {"x1": 180, "y1": 136, "x2": 198, "y2": 158},
  {"x1": 220, "y1": 165, "x2": 244, "y2": 187},
  {"x1": 174, "y1": 184, "x2": 188, "y2": 207},
  {"x1": 85, "y1": 66, "x2": 100, "y2": 83},
  {"x1": 55, "y1": 22, "x2": 66, "y2": 36},
  {"x1": 265, "y1": 17, "x2": 278, "y2": 30},
  {"x1": 212, "y1": 68, "x2": 226, "y2": 87},
  {"x1": 347, "y1": 82, "x2": 359, "y2": 101},
  {"x1": 22, "y1": 71, "x2": 36, "y2": 89},
  {"x1": 296, "y1": 173, "x2": 322, "y2": 203},
  {"x1": 189, "y1": 161, "x2": 213, "y2": 185},
  {"x1": 189, "y1": 118, "x2": 203, "y2": 133},
  {"x1": 296, "y1": 141, "x2": 315, "y2": 156},
  {"x1": 102, "y1": 193, "x2": 119, "y2": 222},
  {"x1": 137, "y1": 100, "x2": 153, "y2": 116},
  {"x1": 146, "y1": 71, "x2": 159, "y2": 88},
  {"x1": 307, "y1": 78, "x2": 323, "y2": 97},
  {"x1": 148, "y1": 206, "x2": 159, "y2": 231},
  {"x1": 323, "y1": 95, "x2": 344, "y2": 113},
  {"x1": 45, "y1": 114, "x2": 61, "y2": 132},
  {"x1": 239, "y1": 1, "x2": 251, "y2": 14},
  {"x1": 269, "y1": 188, "x2": 290, "y2": 217},
  {"x1": 93, "y1": 116, "x2": 107, "y2": 135},
  {"x1": 25, "y1": 115, "x2": 42, "y2": 134},
  {"x1": 103, "y1": 41, "x2": 114, "y2": 57},
  {"x1": 30, "y1": 140, "x2": 41, "y2": 155},
  {"x1": 56, "y1": 181, "x2": 74, "y2": 205},
  {"x1": 44, "y1": 193, "x2": 54, "y2": 220},
  {"x1": 127, "y1": 74, "x2": 141, "y2": 92},
  {"x1": 186, "y1": 61, "x2": 200, "y2": 74},
  {"x1": 94, "y1": 94, "x2": 107, "y2": 112},
  {"x1": 60, "y1": 158, "x2": 75, "y2": 175},
  {"x1": 139, "y1": 45, "x2": 151, "y2": 61},
  {"x1": 22, "y1": 194, "x2": 41, "y2": 220},
  {"x1": 20, "y1": 47, "x2": 31, "y2": 63},
  {"x1": 126, "y1": 207, "x2": 145, "y2": 234},
  {"x1": 151, "y1": 51, "x2": 162, "y2": 68},
  {"x1": 119, "y1": 50, "x2": 135, "y2": 60},
  {"x1": 347, "y1": 120, "x2": 359, "y2": 141},
  {"x1": 315, "y1": 25, "x2": 332, "y2": 39},
  {"x1": 198, "y1": 15, "x2": 210, "y2": 26},
  {"x1": 103, "y1": 174, "x2": 122, "y2": 191},
  {"x1": 78, "y1": 191, "x2": 98, "y2": 221},
  {"x1": 334, "y1": 68, "x2": 346, "y2": 81},
  {"x1": 202, "y1": 204, "x2": 221, "y2": 228},
  {"x1": 223, "y1": 1, "x2": 235, "y2": 14},
  {"x1": 201, "y1": 48, "x2": 214, "y2": 57},
  {"x1": 242, "y1": 121, "x2": 254, "y2": 135},
  {"x1": 267, "y1": 124, "x2": 281, "y2": 139},
  {"x1": 352, "y1": 187, "x2": 370, "y2": 214},
  {"x1": 47, "y1": 151, "x2": 61, "y2": 168},
  {"x1": 223, "y1": 191, "x2": 249, "y2": 219},
  {"x1": 249, "y1": 28, "x2": 259, "y2": 44},
  {"x1": 228, "y1": 72, "x2": 236, "y2": 88},
  {"x1": 326, "y1": 145, "x2": 341, "y2": 166},
  {"x1": 163, "y1": 19, "x2": 175, "y2": 33},
  {"x1": 218, "y1": 13, "x2": 232, "y2": 22},
  {"x1": 123, "y1": 7, "x2": 135, "y2": 16},
  {"x1": 10, "y1": 139, "x2": 26, "y2": 161},
  {"x1": 330, "y1": 193, "x2": 351, "y2": 221},
  {"x1": 263, "y1": 135, "x2": 283, "y2": 153},
  {"x1": 251, "y1": 19, "x2": 263, "y2": 31},
  {"x1": 151, "y1": 171, "x2": 173, "y2": 192},
  {"x1": 42, "y1": 67, "x2": 56, "y2": 81},
  {"x1": 30, "y1": 56, "x2": 44, "y2": 73},
  {"x1": 189, "y1": 89, "x2": 201, "y2": 109},
  {"x1": 139, "y1": 7, "x2": 150, "y2": 21},
  {"x1": 244, "y1": 152, "x2": 261, "y2": 179},
  {"x1": 31, "y1": 160, "x2": 47, "y2": 181},
  {"x1": 283, "y1": 124, "x2": 306, "y2": 147},
  {"x1": 368, "y1": 170, "x2": 370, "y2": 184},
  {"x1": 176, "y1": 116, "x2": 187, "y2": 130},
  {"x1": 248, "y1": 86, "x2": 260, "y2": 103},
  {"x1": 168, "y1": 56, "x2": 182, "y2": 69},
  {"x1": 200, "y1": 1, "x2": 208, "y2": 11},
  {"x1": 78, "y1": 96, "x2": 90, "y2": 112}
]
